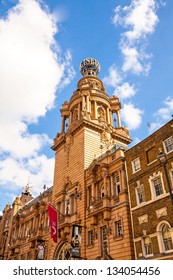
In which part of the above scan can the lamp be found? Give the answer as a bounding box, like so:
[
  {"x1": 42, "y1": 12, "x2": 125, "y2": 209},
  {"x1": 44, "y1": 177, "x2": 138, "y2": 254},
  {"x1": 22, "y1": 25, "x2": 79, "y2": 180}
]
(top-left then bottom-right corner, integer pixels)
[
  {"x1": 157, "y1": 150, "x2": 167, "y2": 164},
  {"x1": 157, "y1": 149, "x2": 173, "y2": 208}
]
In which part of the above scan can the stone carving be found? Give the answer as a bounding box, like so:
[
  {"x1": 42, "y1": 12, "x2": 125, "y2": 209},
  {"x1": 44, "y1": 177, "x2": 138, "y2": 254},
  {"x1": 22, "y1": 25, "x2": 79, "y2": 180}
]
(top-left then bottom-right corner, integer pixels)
[
  {"x1": 155, "y1": 207, "x2": 167, "y2": 218},
  {"x1": 80, "y1": 58, "x2": 100, "y2": 77},
  {"x1": 138, "y1": 214, "x2": 148, "y2": 225}
]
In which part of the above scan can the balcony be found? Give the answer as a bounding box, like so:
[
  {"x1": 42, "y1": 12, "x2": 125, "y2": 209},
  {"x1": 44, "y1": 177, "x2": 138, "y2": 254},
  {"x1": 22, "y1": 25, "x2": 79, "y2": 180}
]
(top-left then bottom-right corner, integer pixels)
[{"x1": 87, "y1": 197, "x2": 112, "y2": 222}]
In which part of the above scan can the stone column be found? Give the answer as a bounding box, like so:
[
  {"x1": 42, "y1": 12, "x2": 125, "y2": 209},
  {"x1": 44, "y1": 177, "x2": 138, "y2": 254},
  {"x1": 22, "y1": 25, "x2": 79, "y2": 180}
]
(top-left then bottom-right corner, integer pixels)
[
  {"x1": 110, "y1": 111, "x2": 113, "y2": 126},
  {"x1": 117, "y1": 110, "x2": 121, "y2": 127},
  {"x1": 94, "y1": 101, "x2": 97, "y2": 119},
  {"x1": 107, "y1": 176, "x2": 111, "y2": 197},
  {"x1": 82, "y1": 95, "x2": 85, "y2": 110},
  {"x1": 110, "y1": 175, "x2": 114, "y2": 196},
  {"x1": 61, "y1": 116, "x2": 65, "y2": 133},
  {"x1": 78, "y1": 103, "x2": 81, "y2": 120},
  {"x1": 86, "y1": 95, "x2": 90, "y2": 113},
  {"x1": 107, "y1": 107, "x2": 110, "y2": 124},
  {"x1": 91, "y1": 179, "x2": 95, "y2": 199},
  {"x1": 103, "y1": 175, "x2": 108, "y2": 196},
  {"x1": 69, "y1": 112, "x2": 72, "y2": 126},
  {"x1": 121, "y1": 168, "x2": 127, "y2": 191}
]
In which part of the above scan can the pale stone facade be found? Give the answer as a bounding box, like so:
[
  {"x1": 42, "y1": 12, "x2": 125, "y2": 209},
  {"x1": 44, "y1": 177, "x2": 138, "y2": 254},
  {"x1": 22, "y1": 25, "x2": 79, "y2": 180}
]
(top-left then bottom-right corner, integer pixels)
[{"x1": 0, "y1": 58, "x2": 134, "y2": 260}]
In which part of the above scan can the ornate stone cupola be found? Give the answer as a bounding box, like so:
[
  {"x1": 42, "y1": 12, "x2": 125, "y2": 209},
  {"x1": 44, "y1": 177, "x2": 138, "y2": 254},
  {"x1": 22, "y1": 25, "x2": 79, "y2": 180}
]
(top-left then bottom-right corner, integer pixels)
[
  {"x1": 60, "y1": 58, "x2": 123, "y2": 130},
  {"x1": 53, "y1": 58, "x2": 131, "y2": 153}
]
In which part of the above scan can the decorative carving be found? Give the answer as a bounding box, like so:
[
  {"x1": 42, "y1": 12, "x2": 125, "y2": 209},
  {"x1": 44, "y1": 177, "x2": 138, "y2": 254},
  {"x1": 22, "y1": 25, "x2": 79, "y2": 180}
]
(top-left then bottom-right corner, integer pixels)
[
  {"x1": 155, "y1": 207, "x2": 167, "y2": 218},
  {"x1": 100, "y1": 126, "x2": 113, "y2": 150},
  {"x1": 81, "y1": 106, "x2": 88, "y2": 119},
  {"x1": 98, "y1": 106, "x2": 106, "y2": 124},
  {"x1": 64, "y1": 134, "x2": 73, "y2": 167},
  {"x1": 138, "y1": 214, "x2": 148, "y2": 225}
]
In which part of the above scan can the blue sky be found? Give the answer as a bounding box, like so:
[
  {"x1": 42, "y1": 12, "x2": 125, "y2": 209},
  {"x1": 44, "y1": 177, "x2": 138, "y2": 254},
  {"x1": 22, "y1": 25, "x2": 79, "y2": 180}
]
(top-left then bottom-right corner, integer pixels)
[{"x1": 0, "y1": 0, "x2": 173, "y2": 213}]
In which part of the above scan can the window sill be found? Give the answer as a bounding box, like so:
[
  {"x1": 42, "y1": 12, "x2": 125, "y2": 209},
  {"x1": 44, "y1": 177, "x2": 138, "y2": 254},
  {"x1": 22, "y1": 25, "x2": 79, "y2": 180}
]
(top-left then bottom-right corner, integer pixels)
[
  {"x1": 113, "y1": 235, "x2": 123, "y2": 241},
  {"x1": 87, "y1": 244, "x2": 94, "y2": 249},
  {"x1": 132, "y1": 169, "x2": 141, "y2": 174}
]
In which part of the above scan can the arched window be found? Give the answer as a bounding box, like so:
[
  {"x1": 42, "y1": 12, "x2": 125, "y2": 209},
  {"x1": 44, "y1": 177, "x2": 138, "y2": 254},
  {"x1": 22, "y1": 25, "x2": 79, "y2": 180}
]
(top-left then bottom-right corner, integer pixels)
[
  {"x1": 101, "y1": 185, "x2": 104, "y2": 198},
  {"x1": 162, "y1": 224, "x2": 173, "y2": 251},
  {"x1": 143, "y1": 236, "x2": 152, "y2": 256}
]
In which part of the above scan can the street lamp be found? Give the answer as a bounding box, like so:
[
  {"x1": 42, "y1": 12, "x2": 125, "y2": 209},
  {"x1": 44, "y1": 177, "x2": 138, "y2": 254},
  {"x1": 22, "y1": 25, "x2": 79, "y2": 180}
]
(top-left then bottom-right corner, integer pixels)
[{"x1": 157, "y1": 150, "x2": 173, "y2": 208}]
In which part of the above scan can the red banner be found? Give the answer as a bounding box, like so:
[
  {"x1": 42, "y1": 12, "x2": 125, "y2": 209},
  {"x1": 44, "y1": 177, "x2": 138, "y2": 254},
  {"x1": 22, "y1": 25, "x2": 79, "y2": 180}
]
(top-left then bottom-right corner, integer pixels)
[{"x1": 48, "y1": 204, "x2": 58, "y2": 243}]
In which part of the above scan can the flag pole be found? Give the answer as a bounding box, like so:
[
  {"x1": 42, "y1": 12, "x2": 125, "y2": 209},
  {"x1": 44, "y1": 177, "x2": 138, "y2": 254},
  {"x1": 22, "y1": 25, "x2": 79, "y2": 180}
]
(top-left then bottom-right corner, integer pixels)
[{"x1": 47, "y1": 202, "x2": 64, "y2": 217}]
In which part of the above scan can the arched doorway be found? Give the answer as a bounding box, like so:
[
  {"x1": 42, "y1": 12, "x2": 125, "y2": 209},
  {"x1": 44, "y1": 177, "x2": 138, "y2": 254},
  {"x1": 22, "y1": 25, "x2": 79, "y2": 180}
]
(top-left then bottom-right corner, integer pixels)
[{"x1": 53, "y1": 241, "x2": 72, "y2": 260}]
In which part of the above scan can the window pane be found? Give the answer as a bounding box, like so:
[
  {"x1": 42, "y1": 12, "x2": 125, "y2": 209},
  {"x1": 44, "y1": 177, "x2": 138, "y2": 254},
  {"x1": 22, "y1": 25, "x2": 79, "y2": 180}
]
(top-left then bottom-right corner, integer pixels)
[
  {"x1": 132, "y1": 158, "x2": 141, "y2": 172},
  {"x1": 144, "y1": 237, "x2": 152, "y2": 255},
  {"x1": 88, "y1": 230, "x2": 94, "y2": 245},
  {"x1": 153, "y1": 177, "x2": 163, "y2": 196},
  {"x1": 115, "y1": 220, "x2": 123, "y2": 236},
  {"x1": 136, "y1": 185, "x2": 145, "y2": 204},
  {"x1": 162, "y1": 224, "x2": 173, "y2": 251},
  {"x1": 164, "y1": 136, "x2": 173, "y2": 153}
]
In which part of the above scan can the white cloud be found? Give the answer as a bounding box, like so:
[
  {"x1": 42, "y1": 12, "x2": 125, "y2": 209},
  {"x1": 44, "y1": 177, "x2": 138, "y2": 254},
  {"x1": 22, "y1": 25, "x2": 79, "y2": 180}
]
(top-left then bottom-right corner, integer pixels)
[
  {"x1": 103, "y1": 65, "x2": 136, "y2": 100},
  {"x1": 112, "y1": 0, "x2": 164, "y2": 75},
  {"x1": 114, "y1": 82, "x2": 136, "y2": 100},
  {"x1": 0, "y1": 0, "x2": 75, "y2": 196},
  {"x1": 0, "y1": 156, "x2": 54, "y2": 194},
  {"x1": 103, "y1": 65, "x2": 122, "y2": 87},
  {"x1": 122, "y1": 0, "x2": 158, "y2": 41},
  {"x1": 121, "y1": 103, "x2": 143, "y2": 130},
  {"x1": 154, "y1": 96, "x2": 173, "y2": 120},
  {"x1": 121, "y1": 46, "x2": 143, "y2": 74},
  {"x1": 146, "y1": 96, "x2": 173, "y2": 134}
]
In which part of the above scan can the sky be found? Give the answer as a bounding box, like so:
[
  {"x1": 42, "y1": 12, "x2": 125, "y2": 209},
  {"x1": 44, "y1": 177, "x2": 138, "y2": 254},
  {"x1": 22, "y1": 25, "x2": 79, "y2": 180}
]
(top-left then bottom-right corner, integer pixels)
[{"x1": 0, "y1": 0, "x2": 173, "y2": 213}]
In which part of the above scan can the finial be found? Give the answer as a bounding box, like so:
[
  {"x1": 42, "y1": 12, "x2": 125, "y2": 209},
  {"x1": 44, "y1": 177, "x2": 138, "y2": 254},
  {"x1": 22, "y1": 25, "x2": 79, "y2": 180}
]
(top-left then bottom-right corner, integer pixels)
[{"x1": 80, "y1": 58, "x2": 100, "y2": 77}]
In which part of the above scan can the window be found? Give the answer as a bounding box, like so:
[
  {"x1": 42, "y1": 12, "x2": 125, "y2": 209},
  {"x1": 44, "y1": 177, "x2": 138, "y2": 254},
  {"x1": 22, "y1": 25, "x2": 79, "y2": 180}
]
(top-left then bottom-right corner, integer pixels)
[
  {"x1": 100, "y1": 226, "x2": 108, "y2": 255},
  {"x1": 98, "y1": 181, "x2": 104, "y2": 198},
  {"x1": 136, "y1": 184, "x2": 145, "y2": 204},
  {"x1": 162, "y1": 224, "x2": 173, "y2": 251},
  {"x1": 115, "y1": 220, "x2": 123, "y2": 237},
  {"x1": 113, "y1": 172, "x2": 121, "y2": 195},
  {"x1": 88, "y1": 230, "x2": 94, "y2": 245},
  {"x1": 170, "y1": 170, "x2": 173, "y2": 189},
  {"x1": 164, "y1": 136, "x2": 173, "y2": 153},
  {"x1": 153, "y1": 177, "x2": 163, "y2": 196},
  {"x1": 97, "y1": 181, "x2": 104, "y2": 199},
  {"x1": 149, "y1": 173, "x2": 165, "y2": 199},
  {"x1": 132, "y1": 157, "x2": 141, "y2": 173},
  {"x1": 143, "y1": 237, "x2": 152, "y2": 256}
]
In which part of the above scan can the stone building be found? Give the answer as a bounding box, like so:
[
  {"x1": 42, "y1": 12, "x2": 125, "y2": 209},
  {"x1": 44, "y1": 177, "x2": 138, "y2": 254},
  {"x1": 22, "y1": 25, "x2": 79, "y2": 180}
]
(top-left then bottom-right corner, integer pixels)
[
  {"x1": 49, "y1": 58, "x2": 134, "y2": 260},
  {"x1": 0, "y1": 184, "x2": 52, "y2": 260},
  {"x1": 125, "y1": 119, "x2": 173, "y2": 260},
  {"x1": 0, "y1": 58, "x2": 134, "y2": 260}
]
